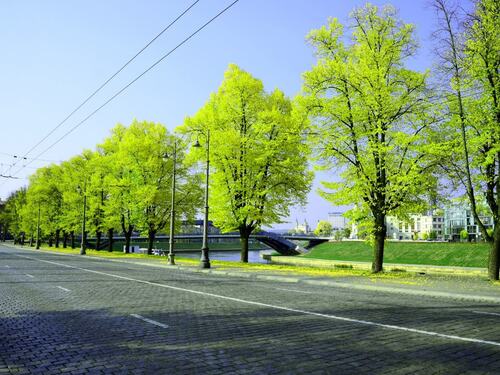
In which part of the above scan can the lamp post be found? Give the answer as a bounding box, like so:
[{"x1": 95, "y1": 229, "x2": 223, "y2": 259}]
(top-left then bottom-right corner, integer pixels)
[
  {"x1": 80, "y1": 181, "x2": 87, "y2": 255},
  {"x1": 164, "y1": 141, "x2": 177, "y2": 265},
  {"x1": 193, "y1": 130, "x2": 211, "y2": 269},
  {"x1": 35, "y1": 201, "x2": 41, "y2": 249}
]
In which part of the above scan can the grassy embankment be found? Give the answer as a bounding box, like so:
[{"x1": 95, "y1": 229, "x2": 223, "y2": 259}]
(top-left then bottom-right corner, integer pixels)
[{"x1": 303, "y1": 241, "x2": 490, "y2": 268}]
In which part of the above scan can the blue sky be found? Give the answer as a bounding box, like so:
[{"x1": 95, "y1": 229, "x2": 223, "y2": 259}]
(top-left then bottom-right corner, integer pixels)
[{"x1": 0, "y1": 0, "x2": 447, "y2": 229}]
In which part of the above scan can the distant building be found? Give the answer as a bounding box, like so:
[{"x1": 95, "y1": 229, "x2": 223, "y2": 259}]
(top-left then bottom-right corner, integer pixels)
[
  {"x1": 180, "y1": 220, "x2": 220, "y2": 235},
  {"x1": 327, "y1": 212, "x2": 348, "y2": 232},
  {"x1": 386, "y1": 212, "x2": 444, "y2": 240},
  {"x1": 443, "y1": 202, "x2": 493, "y2": 241},
  {"x1": 293, "y1": 219, "x2": 311, "y2": 234}
]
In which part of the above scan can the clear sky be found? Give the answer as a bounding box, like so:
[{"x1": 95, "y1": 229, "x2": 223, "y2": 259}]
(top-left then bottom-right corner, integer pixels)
[{"x1": 0, "y1": 0, "x2": 449, "y2": 229}]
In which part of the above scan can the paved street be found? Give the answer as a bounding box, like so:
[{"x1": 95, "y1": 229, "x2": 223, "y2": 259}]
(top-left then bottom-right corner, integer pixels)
[{"x1": 1, "y1": 245, "x2": 500, "y2": 374}]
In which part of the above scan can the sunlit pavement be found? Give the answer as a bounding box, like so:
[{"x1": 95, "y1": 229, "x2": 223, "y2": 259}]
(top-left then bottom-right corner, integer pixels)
[{"x1": 1, "y1": 245, "x2": 500, "y2": 374}]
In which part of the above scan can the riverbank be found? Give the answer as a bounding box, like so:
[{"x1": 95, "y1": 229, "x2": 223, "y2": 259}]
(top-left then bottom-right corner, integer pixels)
[{"x1": 303, "y1": 241, "x2": 490, "y2": 268}]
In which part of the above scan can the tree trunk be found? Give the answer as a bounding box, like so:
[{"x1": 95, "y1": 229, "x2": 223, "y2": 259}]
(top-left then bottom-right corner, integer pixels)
[
  {"x1": 96, "y1": 230, "x2": 102, "y2": 251},
  {"x1": 107, "y1": 228, "x2": 114, "y2": 252},
  {"x1": 20, "y1": 233, "x2": 25, "y2": 246},
  {"x1": 123, "y1": 226, "x2": 133, "y2": 253},
  {"x1": 372, "y1": 213, "x2": 386, "y2": 273},
  {"x1": 63, "y1": 231, "x2": 68, "y2": 248},
  {"x1": 70, "y1": 231, "x2": 75, "y2": 249},
  {"x1": 147, "y1": 228, "x2": 156, "y2": 255},
  {"x1": 55, "y1": 229, "x2": 60, "y2": 248},
  {"x1": 29, "y1": 234, "x2": 34, "y2": 247},
  {"x1": 488, "y1": 225, "x2": 500, "y2": 280},
  {"x1": 124, "y1": 234, "x2": 131, "y2": 254},
  {"x1": 48, "y1": 234, "x2": 53, "y2": 248},
  {"x1": 239, "y1": 226, "x2": 252, "y2": 263}
]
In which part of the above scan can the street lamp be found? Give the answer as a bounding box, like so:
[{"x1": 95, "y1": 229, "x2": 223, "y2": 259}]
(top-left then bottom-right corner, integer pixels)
[
  {"x1": 79, "y1": 181, "x2": 87, "y2": 255},
  {"x1": 163, "y1": 140, "x2": 177, "y2": 265},
  {"x1": 193, "y1": 129, "x2": 211, "y2": 269},
  {"x1": 35, "y1": 201, "x2": 41, "y2": 249}
]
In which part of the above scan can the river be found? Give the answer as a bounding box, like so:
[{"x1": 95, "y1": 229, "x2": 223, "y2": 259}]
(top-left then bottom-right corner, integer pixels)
[{"x1": 176, "y1": 249, "x2": 272, "y2": 264}]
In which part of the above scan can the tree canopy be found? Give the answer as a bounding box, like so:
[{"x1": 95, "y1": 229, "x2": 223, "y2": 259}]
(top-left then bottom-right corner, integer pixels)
[{"x1": 180, "y1": 64, "x2": 313, "y2": 262}]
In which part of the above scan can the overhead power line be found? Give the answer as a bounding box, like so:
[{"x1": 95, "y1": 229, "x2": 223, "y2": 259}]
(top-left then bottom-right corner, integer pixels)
[
  {"x1": 9, "y1": 0, "x2": 240, "y2": 179},
  {"x1": 5, "y1": 0, "x2": 201, "y2": 176}
]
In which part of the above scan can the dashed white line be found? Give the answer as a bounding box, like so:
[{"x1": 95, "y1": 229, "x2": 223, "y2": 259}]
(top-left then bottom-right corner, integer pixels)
[
  {"x1": 130, "y1": 314, "x2": 169, "y2": 328},
  {"x1": 473, "y1": 311, "x2": 500, "y2": 317},
  {"x1": 11, "y1": 252, "x2": 500, "y2": 348},
  {"x1": 25, "y1": 273, "x2": 34, "y2": 278},
  {"x1": 56, "y1": 286, "x2": 70, "y2": 292}
]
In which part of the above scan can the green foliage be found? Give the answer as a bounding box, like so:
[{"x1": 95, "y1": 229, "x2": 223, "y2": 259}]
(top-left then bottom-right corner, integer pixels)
[
  {"x1": 431, "y1": 0, "x2": 499, "y2": 279},
  {"x1": 314, "y1": 220, "x2": 332, "y2": 236},
  {"x1": 300, "y1": 4, "x2": 434, "y2": 271},
  {"x1": 10, "y1": 120, "x2": 202, "y2": 251},
  {"x1": 179, "y1": 64, "x2": 313, "y2": 261},
  {"x1": 342, "y1": 226, "x2": 352, "y2": 239},
  {"x1": 460, "y1": 229, "x2": 469, "y2": 240}
]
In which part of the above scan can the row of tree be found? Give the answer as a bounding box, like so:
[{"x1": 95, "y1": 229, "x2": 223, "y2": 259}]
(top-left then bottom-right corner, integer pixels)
[{"x1": 0, "y1": 1, "x2": 498, "y2": 279}]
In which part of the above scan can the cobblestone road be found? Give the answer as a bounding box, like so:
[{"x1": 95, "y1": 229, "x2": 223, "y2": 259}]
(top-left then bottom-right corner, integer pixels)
[{"x1": 1, "y1": 245, "x2": 500, "y2": 374}]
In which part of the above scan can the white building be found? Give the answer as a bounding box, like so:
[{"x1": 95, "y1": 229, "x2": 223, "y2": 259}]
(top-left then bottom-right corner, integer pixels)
[
  {"x1": 293, "y1": 219, "x2": 311, "y2": 234},
  {"x1": 327, "y1": 212, "x2": 348, "y2": 232},
  {"x1": 386, "y1": 213, "x2": 444, "y2": 240}
]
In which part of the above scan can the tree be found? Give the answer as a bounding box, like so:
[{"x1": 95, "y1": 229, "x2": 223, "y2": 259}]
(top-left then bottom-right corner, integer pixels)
[
  {"x1": 99, "y1": 124, "x2": 141, "y2": 253},
  {"x1": 432, "y1": 0, "x2": 500, "y2": 279},
  {"x1": 98, "y1": 121, "x2": 202, "y2": 254},
  {"x1": 343, "y1": 226, "x2": 352, "y2": 239},
  {"x1": 314, "y1": 220, "x2": 333, "y2": 236},
  {"x1": 301, "y1": 5, "x2": 435, "y2": 272},
  {"x1": 0, "y1": 189, "x2": 26, "y2": 243},
  {"x1": 180, "y1": 64, "x2": 313, "y2": 262},
  {"x1": 26, "y1": 165, "x2": 63, "y2": 247}
]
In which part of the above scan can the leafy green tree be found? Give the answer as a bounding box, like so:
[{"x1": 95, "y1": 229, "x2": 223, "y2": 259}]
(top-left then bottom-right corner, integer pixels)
[
  {"x1": 432, "y1": 0, "x2": 500, "y2": 279},
  {"x1": 460, "y1": 228, "x2": 469, "y2": 241},
  {"x1": 343, "y1": 226, "x2": 352, "y2": 239},
  {"x1": 0, "y1": 189, "x2": 26, "y2": 243},
  {"x1": 98, "y1": 124, "x2": 140, "y2": 253},
  {"x1": 314, "y1": 220, "x2": 333, "y2": 236},
  {"x1": 25, "y1": 165, "x2": 63, "y2": 247},
  {"x1": 181, "y1": 64, "x2": 313, "y2": 262},
  {"x1": 301, "y1": 5, "x2": 434, "y2": 272}
]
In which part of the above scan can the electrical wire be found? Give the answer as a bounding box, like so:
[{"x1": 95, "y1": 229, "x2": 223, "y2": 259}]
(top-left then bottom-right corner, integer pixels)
[
  {"x1": 3, "y1": 0, "x2": 201, "y2": 176},
  {"x1": 7, "y1": 0, "x2": 240, "y2": 181}
]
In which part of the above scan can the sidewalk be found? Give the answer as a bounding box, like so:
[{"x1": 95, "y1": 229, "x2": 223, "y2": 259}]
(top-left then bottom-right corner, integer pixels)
[{"x1": 266, "y1": 255, "x2": 488, "y2": 275}]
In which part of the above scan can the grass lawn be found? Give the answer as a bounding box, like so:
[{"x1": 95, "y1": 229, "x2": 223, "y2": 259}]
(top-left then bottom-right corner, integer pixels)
[{"x1": 303, "y1": 241, "x2": 490, "y2": 268}]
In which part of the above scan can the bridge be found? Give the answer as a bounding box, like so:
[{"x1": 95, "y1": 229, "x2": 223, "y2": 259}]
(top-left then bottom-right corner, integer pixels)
[{"x1": 93, "y1": 232, "x2": 330, "y2": 256}]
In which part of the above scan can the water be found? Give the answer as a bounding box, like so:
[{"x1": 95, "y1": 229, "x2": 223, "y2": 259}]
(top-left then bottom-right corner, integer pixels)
[{"x1": 176, "y1": 249, "x2": 272, "y2": 264}]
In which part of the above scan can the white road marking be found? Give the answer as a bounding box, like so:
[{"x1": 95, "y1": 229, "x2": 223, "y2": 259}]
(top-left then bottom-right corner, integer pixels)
[
  {"x1": 275, "y1": 287, "x2": 312, "y2": 294},
  {"x1": 130, "y1": 314, "x2": 169, "y2": 328},
  {"x1": 5, "y1": 265, "x2": 10, "y2": 268},
  {"x1": 25, "y1": 273, "x2": 34, "y2": 278},
  {"x1": 473, "y1": 311, "x2": 500, "y2": 317},
  {"x1": 56, "y1": 286, "x2": 70, "y2": 292},
  {"x1": 12, "y1": 252, "x2": 500, "y2": 348}
]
